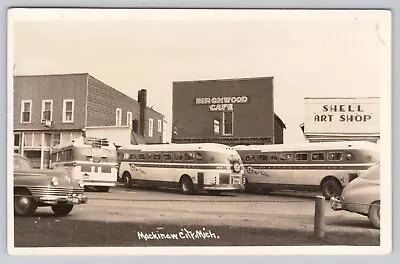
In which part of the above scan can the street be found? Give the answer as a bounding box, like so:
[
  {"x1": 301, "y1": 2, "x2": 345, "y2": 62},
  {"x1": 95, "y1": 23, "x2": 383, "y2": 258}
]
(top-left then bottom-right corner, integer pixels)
[{"x1": 14, "y1": 186, "x2": 380, "y2": 247}]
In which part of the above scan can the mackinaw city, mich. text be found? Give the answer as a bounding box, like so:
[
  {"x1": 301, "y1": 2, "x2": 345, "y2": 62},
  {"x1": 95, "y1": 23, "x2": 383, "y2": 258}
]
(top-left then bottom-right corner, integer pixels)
[{"x1": 9, "y1": 9, "x2": 390, "y2": 254}]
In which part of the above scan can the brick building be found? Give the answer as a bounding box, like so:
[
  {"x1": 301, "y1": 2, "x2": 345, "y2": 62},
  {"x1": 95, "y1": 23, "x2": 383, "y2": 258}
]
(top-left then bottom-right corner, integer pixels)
[
  {"x1": 13, "y1": 73, "x2": 164, "y2": 168},
  {"x1": 172, "y1": 77, "x2": 285, "y2": 146}
]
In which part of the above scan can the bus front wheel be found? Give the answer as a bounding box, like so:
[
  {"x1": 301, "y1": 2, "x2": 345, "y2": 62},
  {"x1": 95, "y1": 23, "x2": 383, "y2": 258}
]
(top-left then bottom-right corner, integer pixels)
[
  {"x1": 122, "y1": 173, "x2": 133, "y2": 188},
  {"x1": 321, "y1": 178, "x2": 342, "y2": 200},
  {"x1": 180, "y1": 176, "x2": 194, "y2": 195}
]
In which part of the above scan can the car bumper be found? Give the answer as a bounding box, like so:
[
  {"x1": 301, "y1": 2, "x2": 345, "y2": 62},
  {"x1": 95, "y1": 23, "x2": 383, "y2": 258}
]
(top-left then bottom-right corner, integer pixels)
[
  {"x1": 39, "y1": 195, "x2": 88, "y2": 205},
  {"x1": 330, "y1": 197, "x2": 344, "y2": 211}
]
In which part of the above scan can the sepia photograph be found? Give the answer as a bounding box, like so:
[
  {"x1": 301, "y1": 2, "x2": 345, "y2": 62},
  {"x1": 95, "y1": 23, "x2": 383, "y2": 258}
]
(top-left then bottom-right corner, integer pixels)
[{"x1": 7, "y1": 8, "x2": 392, "y2": 255}]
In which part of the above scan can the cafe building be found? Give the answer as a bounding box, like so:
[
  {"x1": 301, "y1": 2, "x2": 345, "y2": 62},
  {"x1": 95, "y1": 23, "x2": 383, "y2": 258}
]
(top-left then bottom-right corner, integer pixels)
[
  {"x1": 172, "y1": 77, "x2": 286, "y2": 146},
  {"x1": 303, "y1": 97, "x2": 380, "y2": 143}
]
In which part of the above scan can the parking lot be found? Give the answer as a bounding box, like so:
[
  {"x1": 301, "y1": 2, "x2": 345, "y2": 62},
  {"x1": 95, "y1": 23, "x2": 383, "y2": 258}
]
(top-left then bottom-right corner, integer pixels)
[{"x1": 13, "y1": 185, "x2": 380, "y2": 247}]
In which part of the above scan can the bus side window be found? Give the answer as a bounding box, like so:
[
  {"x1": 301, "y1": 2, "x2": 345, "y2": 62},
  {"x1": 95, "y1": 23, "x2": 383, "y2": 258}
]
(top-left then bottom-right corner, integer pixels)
[
  {"x1": 174, "y1": 153, "x2": 184, "y2": 161},
  {"x1": 257, "y1": 154, "x2": 268, "y2": 161},
  {"x1": 138, "y1": 153, "x2": 146, "y2": 160},
  {"x1": 123, "y1": 153, "x2": 130, "y2": 160},
  {"x1": 345, "y1": 152, "x2": 355, "y2": 160},
  {"x1": 328, "y1": 152, "x2": 342, "y2": 161},
  {"x1": 163, "y1": 153, "x2": 172, "y2": 161},
  {"x1": 295, "y1": 153, "x2": 308, "y2": 161},
  {"x1": 280, "y1": 153, "x2": 292, "y2": 161},
  {"x1": 245, "y1": 154, "x2": 255, "y2": 162},
  {"x1": 130, "y1": 153, "x2": 137, "y2": 160},
  {"x1": 269, "y1": 154, "x2": 278, "y2": 161},
  {"x1": 195, "y1": 153, "x2": 203, "y2": 161},
  {"x1": 311, "y1": 152, "x2": 325, "y2": 161},
  {"x1": 154, "y1": 153, "x2": 161, "y2": 160},
  {"x1": 185, "y1": 153, "x2": 194, "y2": 161}
]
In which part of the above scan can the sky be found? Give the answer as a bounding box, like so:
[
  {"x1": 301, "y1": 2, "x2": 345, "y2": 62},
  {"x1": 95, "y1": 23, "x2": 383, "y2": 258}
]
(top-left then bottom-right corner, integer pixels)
[{"x1": 10, "y1": 9, "x2": 390, "y2": 143}]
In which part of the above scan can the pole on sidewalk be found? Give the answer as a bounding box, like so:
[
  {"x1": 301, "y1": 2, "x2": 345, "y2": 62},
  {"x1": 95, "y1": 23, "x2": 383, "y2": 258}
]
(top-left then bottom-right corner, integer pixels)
[{"x1": 314, "y1": 195, "x2": 326, "y2": 239}]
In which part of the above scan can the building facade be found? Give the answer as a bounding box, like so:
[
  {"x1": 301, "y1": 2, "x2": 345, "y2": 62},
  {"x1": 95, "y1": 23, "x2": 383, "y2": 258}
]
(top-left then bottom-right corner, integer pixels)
[
  {"x1": 303, "y1": 97, "x2": 380, "y2": 143},
  {"x1": 14, "y1": 73, "x2": 164, "y2": 168},
  {"x1": 172, "y1": 77, "x2": 285, "y2": 146}
]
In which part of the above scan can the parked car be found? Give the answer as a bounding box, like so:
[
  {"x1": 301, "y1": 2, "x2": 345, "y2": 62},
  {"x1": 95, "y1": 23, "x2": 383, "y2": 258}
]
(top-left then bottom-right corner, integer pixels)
[
  {"x1": 331, "y1": 162, "x2": 380, "y2": 229},
  {"x1": 13, "y1": 153, "x2": 88, "y2": 216}
]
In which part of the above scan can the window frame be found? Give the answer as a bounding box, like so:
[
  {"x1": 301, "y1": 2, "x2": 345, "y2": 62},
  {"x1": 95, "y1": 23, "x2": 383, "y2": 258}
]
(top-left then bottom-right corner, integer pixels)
[
  {"x1": 20, "y1": 100, "x2": 32, "y2": 123},
  {"x1": 41, "y1": 99, "x2": 53, "y2": 121},
  {"x1": 115, "y1": 108, "x2": 122, "y2": 126},
  {"x1": 222, "y1": 111, "x2": 234, "y2": 136},
  {"x1": 157, "y1": 119, "x2": 162, "y2": 132},
  {"x1": 148, "y1": 118, "x2": 154, "y2": 137},
  {"x1": 127, "y1": 111, "x2": 133, "y2": 127},
  {"x1": 62, "y1": 99, "x2": 75, "y2": 123}
]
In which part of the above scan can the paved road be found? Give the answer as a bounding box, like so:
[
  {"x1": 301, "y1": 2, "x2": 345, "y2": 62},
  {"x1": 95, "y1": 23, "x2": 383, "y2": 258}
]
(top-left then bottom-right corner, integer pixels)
[{"x1": 30, "y1": 186, "x2": 379, "y2": 234}]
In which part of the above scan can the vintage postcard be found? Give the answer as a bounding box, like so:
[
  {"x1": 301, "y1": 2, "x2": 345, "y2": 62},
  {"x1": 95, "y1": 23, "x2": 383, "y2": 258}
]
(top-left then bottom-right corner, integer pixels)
[{"x1": 7, "y1": 9, "x2": 392, "y2": 255}]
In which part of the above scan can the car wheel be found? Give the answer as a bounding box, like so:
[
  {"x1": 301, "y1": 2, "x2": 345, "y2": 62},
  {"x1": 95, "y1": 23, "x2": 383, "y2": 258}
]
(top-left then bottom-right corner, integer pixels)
[
  {"x1": 51, "y1": 204, "x2": 74, "y2": 216},
  {"x1": 321, "y1": 178, "x2": 342, "y2": 200},
  {"x1": 180, "y1": 176, "x2": 194, "y2": 195},
  {"x1": 14, "y1": 189, "x2": 37, "y2": 216},
  {"x1": 368, "y1": 201, "x2": 380, "y2": 229}
]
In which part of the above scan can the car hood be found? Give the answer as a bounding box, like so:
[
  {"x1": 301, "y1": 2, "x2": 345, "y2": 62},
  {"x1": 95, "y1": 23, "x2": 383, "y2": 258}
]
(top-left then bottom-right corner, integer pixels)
[{"x1": 14, "y1": 168, "x2": 78, "y2": 185}]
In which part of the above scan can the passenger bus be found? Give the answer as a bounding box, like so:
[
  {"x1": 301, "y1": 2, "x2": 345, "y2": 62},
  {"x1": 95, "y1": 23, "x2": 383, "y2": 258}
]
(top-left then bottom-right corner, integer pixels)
[
  {"x1": 234, "y1": 141, "x2": 380, "y2": 199},
  {"x1": 50, "y1": 137, "x2": 118, "y2": 192},
  {"x1": 117, "y1": 143, "x2": 245, "y2": 194}
]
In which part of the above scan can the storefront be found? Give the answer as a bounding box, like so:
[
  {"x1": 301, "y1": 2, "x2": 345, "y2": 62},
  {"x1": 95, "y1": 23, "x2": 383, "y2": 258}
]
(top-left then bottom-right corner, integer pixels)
[{"x1": 172, "y1": 77, "x2": 285, "y2": 146}]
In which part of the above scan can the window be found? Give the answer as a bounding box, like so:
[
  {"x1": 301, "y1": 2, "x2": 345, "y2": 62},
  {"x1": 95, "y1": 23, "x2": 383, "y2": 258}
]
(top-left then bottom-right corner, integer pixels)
[
  {"x1": 311, "y1": 152, "x2": 325, "y2": 161},
  {"x1": 328, "y1": 152, "x2": 343, "y2": 161},
  {"x1": 269, "y1": 154, "x2": 278, "y2": 161},
  {"x1": 14, "y1": 133, "x2": 20, "y2": 147},
  {"x1": 213, "y1": 119, "x2": 220, "y2": 135},
  {"x1": 158, "y1": 119, "x2": 162, "y2": 132},
  {"x1": 138, "y1": 153, "x2": 146, "y2": 160},
  {"x1": 115, "y1": 108, "x2": 122, "y2": 126},
  {"x1": 184, "y1": 153, "x2": 195, "y2": 161},
  {"x1": 41, "y1": 100, "x2": 53, "y2": 121},
  {"x1": 62, "y1": 132, "x2": 72, "y2": 144},
  {"x1": 21, "y1": 100, "x2": 32, "y2": 123},
  {"x1": 62, "y1": 99, "x2": 74, "y2": 123},
  {"x1": 223, "y1": 111, "x2": 233, "y2": 135},
  {"x1": 295, "y1": 153, "x2": 308, "y2": 161},
  {"x1": 245, "y1": 154, "x2": 256, "y2": 162},
  {"x1": 33, "y1": 133, "x2": 42, "y2": 147},
  {"x1": 53, "y1": 133, "x2": 61, "y2": 146},
  {"x1": 23, "y1": 133, "x2": 33, "y2": 146},
  {"x1": 174, "y1": 153, "x2": 184, "y2": 161},
  {"x1": 132, "y1": 119, "x2": 139, "y2": 133},
  {"x1": 257, "y1": 154, "x2": 269, "y2": 161},
  {"x1": 195, "y1": 153, "x2": 203, "y2": 161},
  {"x1": 127, "y1": 112, "x2": 132, "y2": 127},
  {"x1": 154, "y1": 153, "x2": 162, "y2": 160},
  {"x1": 130, "y1": 153, "x2": 137, "y2": 160},
  {"x1": 280, "y1": 153, "x2": 292, "y2": 161},
  {"x1": 163, "y1": 153, "x2": 172, "y2": 160},
  {"x1": 148, "y1": 118, "x2": 154, "y2": 137}
]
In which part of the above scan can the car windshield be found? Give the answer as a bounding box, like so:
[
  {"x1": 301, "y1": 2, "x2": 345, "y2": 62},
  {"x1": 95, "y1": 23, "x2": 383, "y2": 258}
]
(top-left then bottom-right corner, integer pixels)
[
  {"x1": 360, "y1": 162, "x2": 380, "y2": 180},
  {"x1": 14, "y1": 156, "x2": 32, "y2": 169}
]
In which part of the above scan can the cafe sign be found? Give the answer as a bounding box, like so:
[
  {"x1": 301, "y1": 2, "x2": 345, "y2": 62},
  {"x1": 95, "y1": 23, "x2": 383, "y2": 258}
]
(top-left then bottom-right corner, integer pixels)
[{"x1": 194, "y1": 96, "x2": 249, "y2": 111}]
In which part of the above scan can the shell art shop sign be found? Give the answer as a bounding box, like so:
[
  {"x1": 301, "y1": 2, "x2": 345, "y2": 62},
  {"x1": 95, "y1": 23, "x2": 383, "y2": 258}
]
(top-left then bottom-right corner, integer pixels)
[
  {"x1": 194, "y1": 96, "x2": 249, "y2": 111},
  {"x1": 304, "y1": 98, "x2": 380, "y2": 134}
]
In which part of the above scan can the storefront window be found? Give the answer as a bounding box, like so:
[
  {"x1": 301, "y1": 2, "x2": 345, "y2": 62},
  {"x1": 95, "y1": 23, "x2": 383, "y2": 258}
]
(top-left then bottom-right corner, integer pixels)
[{"x1": 24, "y1": 133, "x2": 33, "y2": 146}]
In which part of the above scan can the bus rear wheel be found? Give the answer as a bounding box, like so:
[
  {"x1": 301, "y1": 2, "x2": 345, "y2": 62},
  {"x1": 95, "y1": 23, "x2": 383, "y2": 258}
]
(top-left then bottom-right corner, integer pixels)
[
  {"x1": 122, "y1": 173, "x2": 133, "y2": 188},
  {"x1": 321, "y1": 178, "x2": 342, "y2": 200},
  {"x1": 180, "y1": 176, "x2": 194, "y2": 195}
]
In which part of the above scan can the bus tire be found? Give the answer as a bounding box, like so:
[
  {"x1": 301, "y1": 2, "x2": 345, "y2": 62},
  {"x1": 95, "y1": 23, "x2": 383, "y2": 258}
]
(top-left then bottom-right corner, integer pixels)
[
  {"x1": 51, "y1": 204, "x2": 74, "y2": 216},
  {"x1": 179, "y1": 176, "x2": 194, "y2": 195},
  {"x1": 321, "y1": 177, "x2": 342, "y2": 200},
  {"x1": 122, "y1": 172, "x2": 133, "y2": 188},
  {"x1": 14, "y1": 189, "x2": 37, "y2": 216},
  {"x1": 368, "y1": 201, "x2": 380, "y2": 229}
]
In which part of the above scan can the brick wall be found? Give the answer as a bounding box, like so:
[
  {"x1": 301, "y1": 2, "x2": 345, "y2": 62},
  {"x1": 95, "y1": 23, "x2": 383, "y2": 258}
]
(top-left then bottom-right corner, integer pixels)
[
  {"x1": 86, "y1": 75, "x2": 141, "y2": 127},
  {"x1": 143, "y1": 108, "x2": 164, "y2": 143},
  {"x1": 14, "y1": 74, "x2": 87, "y2": 130}
]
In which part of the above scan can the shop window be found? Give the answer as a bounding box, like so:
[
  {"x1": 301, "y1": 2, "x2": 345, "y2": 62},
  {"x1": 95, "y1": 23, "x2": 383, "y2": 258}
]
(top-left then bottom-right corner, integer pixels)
[
  {"x1": 223, "y1": 111, "x2": 233, "y2": 135},
  {"x1": 24, "y1": 133, "x2": 33, "y2": 146},
  {"x1": 21, "y1": 100, "x2": 32, "y2": 123}
]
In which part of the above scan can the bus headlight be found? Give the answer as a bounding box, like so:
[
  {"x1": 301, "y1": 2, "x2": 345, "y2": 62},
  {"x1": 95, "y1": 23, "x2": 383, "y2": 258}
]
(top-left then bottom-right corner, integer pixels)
[
  {"x1": 78, "y1": 180, "x2": 85, "y2": 188},
  {"x1": 51, "y1": 177, "x2": 59, "y2": 186},
  {"x1": 233, "y1": 162, "x2": 241, "y2": 173}
]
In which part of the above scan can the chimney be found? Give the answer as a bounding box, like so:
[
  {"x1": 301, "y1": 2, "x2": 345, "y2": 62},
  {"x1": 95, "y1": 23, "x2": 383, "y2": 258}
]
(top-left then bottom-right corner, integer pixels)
[{"x1": 138, "y1": 89, "x2": 147, "y2": 136}]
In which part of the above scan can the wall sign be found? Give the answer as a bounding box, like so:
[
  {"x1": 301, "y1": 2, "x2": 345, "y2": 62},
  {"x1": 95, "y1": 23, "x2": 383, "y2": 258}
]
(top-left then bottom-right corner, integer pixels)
[{"x1": 194, "y1": 96, "x2": 249, "y2": 111}]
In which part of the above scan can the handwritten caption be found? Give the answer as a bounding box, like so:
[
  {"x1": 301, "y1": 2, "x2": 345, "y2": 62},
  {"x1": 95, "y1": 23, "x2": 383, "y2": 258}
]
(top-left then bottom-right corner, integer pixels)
[{"x1": 137, "y1": 228, "x2": 220, "y2": 241}]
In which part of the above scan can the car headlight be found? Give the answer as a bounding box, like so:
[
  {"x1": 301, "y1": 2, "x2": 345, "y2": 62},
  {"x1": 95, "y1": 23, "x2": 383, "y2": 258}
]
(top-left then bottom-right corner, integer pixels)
[
  {"x1": 51, "y1": 177, "x2": 59, "y2": 186},
  {"x1": 233, "y1": 162, "x2": 241, "y2": 173}
]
